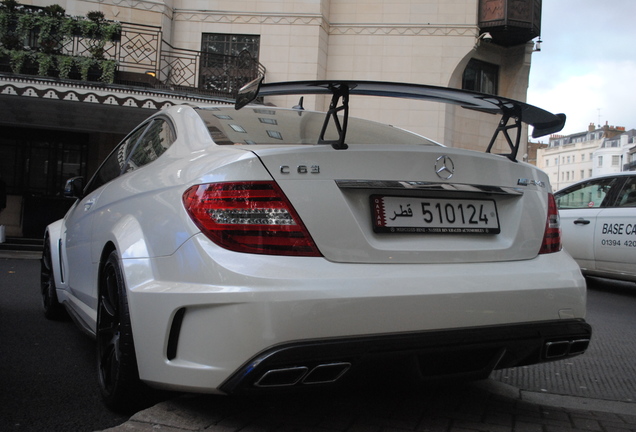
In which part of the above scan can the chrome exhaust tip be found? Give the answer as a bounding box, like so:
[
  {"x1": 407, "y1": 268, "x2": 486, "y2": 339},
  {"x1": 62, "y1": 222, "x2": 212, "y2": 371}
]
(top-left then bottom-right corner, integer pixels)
[
  {"x1": 253, "y1": 362, "x2": 352, "y2": 388},
  {"x1": 254, "y1": 366, "x2": 308, "y2": 387},
  {"x1": 302, "y1": 362, "x2": 351, "y2": 385},
  {"x1": 544, "y1": 339, "x2": 590, "y2": 359},
  {"x1": 568, "y1": 339, "x2": 590, "y2": 356}
]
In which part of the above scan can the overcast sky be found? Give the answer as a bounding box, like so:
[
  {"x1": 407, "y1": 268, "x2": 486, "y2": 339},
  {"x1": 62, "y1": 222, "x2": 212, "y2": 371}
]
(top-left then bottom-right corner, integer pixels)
[{"x1": 527, "y1": 0, "x2": 636, "y2": 137}]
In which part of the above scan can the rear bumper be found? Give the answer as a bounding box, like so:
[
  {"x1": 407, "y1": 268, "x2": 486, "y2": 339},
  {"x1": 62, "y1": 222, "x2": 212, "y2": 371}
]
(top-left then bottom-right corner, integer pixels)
[
  {"x1": 123, "y1": 234, "x2": 588, "y2": 393},
  {"x1": 220, "y1": 319, "x2": 592, "y2": 394}
]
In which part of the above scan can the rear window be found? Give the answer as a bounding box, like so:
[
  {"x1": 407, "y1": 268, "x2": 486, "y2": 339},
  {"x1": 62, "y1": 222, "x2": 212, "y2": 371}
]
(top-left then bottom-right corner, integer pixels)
[{"x1": 195, "y1": 107, "x2": 438, "y2": 146}]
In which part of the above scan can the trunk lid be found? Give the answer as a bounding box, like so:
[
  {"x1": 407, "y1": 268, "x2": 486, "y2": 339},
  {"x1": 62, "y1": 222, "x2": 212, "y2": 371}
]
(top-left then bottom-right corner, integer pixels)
[{"x1": 250, "y1": 144, "x2": 550, "y2": 264}]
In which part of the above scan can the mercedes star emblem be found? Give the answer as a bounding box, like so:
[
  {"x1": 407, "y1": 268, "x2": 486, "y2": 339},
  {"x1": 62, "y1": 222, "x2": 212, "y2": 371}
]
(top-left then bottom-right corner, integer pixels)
[{"x1": 435, "y1": 155, "x2": 455, "y2": 180}]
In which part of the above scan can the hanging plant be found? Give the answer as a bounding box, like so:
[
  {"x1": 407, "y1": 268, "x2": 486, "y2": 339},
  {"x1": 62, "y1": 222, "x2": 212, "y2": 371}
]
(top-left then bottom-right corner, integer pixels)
[
  {"x1": 100, "y1": 21, "x2": 121, "y2": 41},
  {"x1": 0, "y1": 1, "x2": 120, "y2": 83},
  {"x1": 99, "y1": 59, "x2": 116, "y2": 84},
  {"x1": 9, "y1": 49, "x2": 30, "y2": 73},
  {"x1": 16, "y1": 12, "x2": 34, "y2": 37},
  {"x1": 56, "y1": 54, "x2": 73, "y2": 79},
  {"x1": 74, "y1": 55, "x2": 94, "y2": 81},
  {"x1": 35, "y1": 14, "x2": 62, "y2": 54},
  {"x1": 0, "y1": 10, "x2": 9, "y2": 41},
  {"x1": 35, "y1": 52, "x2": 53, "y2": 75},
  {"x1": 58, "y1": 15, "x2": 75, "y2": 40},
  {"x1": 78, "y1": 18, "x2": 98, "y2": 38}
]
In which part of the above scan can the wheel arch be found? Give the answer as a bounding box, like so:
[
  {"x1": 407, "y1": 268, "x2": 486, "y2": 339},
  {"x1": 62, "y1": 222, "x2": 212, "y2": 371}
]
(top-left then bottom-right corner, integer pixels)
[{"x1": 97, "y1": 241, "x2": 118, "y2": 293}]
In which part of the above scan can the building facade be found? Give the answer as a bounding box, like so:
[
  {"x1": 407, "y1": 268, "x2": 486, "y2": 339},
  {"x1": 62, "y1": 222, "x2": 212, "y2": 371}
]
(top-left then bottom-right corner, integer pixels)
[
  {"x1": 536, "y1": 123, "x2": 635, "y2": 191},
  {"x1": 1, "y1": 0, "x2": 543, "y2": 237}
]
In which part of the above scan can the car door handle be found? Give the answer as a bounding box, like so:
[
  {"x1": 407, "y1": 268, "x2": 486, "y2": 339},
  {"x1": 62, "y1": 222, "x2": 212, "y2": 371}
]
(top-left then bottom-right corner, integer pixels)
[{"x1": 573, "y1": 218, "x2": 591, "y2": 225}]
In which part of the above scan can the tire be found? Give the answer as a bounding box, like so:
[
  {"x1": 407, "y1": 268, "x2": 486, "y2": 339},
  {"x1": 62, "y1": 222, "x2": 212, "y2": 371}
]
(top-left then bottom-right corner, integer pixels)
[
  {"x1": 40, "y1": 236, "x2": 67, "y2": 320},
  {"x1": 96, "y1": 250, "x2": 153, "y2": 413}
]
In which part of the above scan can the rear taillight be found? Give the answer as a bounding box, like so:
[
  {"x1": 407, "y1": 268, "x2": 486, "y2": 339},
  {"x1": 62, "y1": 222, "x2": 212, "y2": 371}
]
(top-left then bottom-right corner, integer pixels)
[
  {"x1": 539, "y1": 193, "x2": 562, "y2": 254},
  {"x1": 183, "y1": 181, "x2": 321, "y2": 256}
]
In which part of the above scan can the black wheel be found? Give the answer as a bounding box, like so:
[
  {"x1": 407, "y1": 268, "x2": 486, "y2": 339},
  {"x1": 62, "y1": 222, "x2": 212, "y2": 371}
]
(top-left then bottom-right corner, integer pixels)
[
  {"x1": 97, "y1": 250, "x2": 152, "y2": 413},
  {"x1": 40, "y1": 236, "x2": 66, "y2": 320}
]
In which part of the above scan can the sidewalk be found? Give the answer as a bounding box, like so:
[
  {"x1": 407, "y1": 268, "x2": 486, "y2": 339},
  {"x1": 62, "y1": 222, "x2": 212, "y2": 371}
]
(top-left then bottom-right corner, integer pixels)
[{"x1": 101, "y1": 379, "x2": 636, "y2": 432}]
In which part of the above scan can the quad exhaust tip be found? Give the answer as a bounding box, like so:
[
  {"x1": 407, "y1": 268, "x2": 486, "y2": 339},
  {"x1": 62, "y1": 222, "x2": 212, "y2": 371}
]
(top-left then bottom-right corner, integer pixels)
[
  {"x1": 544, "y1": 339, "x2": 590, "y2": 359},
  {"x1": 252, "y1": 339, "x2": 591, "y2": 388},
  {"x1": 254, "y1": 362, "x2": 352, "y2": 388}
]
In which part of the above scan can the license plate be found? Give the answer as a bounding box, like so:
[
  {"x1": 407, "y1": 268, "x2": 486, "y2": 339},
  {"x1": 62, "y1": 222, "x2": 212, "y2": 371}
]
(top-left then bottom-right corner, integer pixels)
[{"x1": 371, "y1": 195, "x2": 500, "y2": 234}]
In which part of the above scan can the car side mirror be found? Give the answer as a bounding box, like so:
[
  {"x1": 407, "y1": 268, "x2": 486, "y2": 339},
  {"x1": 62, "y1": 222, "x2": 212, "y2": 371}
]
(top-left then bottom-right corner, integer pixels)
[{"x1": 64, "y1": 176, "x2": 85, "y2": 199}]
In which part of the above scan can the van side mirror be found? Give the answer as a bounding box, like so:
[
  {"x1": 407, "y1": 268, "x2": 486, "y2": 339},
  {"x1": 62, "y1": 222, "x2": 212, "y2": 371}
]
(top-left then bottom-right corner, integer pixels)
[{"x1": 64, "y1": 177, "x2": 84, "y2": 199}]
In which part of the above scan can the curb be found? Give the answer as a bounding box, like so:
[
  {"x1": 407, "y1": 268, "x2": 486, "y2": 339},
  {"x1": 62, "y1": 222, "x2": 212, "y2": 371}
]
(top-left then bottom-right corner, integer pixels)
[{"x1": 475, "y1": 379, "x2": 636, "y2": 416}]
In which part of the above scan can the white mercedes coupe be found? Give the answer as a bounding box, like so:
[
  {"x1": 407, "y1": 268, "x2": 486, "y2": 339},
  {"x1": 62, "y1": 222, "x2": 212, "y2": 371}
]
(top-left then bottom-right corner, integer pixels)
[{"x1": 41, "y1": 79, "x2": 591, "y2": 412}]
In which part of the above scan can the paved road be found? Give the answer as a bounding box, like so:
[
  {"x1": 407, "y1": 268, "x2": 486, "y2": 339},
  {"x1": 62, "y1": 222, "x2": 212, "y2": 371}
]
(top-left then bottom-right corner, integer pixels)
[
  {"x1": 0, "y1": 258, "x2": 129, "y2": 432},
  {"x1": 491, "y1": 276, "x2": 636, "y2": 403},
  {"x1": 1, "y1": 256, "x2": 635, "y2": 432}
]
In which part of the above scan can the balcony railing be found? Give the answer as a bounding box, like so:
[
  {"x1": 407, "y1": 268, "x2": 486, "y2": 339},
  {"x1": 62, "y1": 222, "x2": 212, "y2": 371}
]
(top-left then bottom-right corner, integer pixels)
[{"x1": 0, "y1": 18, "x2": 266, "y2": 99}]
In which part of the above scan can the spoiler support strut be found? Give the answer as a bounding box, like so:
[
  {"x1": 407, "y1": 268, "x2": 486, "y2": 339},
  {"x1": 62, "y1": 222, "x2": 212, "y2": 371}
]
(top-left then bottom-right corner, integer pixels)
[
  {"x1": 485, "y1": 105, "x2": 523, "y2": 161},
  {"x1": 318, "y1": 84, "x2": 350, "y2": 150}
]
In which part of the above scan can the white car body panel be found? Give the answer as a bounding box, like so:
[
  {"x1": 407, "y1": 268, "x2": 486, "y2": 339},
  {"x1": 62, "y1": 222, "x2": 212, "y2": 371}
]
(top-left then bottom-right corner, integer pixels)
[
  {"x1": 593, "y1": 207, "x2": 636, "y2": 277},
  {"x1": 561, "y1": 206, "x2": 636, "y2": 280},
  {"x1": 559, "y1": 208, "x2": 603, "y2": 270},
  {"x1": 43, "y1": 84, "x2": 590, "y2": 397}
]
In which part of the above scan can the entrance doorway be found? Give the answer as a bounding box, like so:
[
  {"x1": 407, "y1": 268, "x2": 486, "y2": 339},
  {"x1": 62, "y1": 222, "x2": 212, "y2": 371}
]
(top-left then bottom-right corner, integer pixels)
[{"x1": 0, "y1": 127, "x2": 88, "y2": 238}]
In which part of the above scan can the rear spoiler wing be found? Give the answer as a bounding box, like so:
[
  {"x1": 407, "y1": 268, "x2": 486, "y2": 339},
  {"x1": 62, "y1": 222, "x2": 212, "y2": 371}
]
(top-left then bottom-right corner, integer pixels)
[{"x1": 235, "y1": 77, "x2": 565, "y2": 161}]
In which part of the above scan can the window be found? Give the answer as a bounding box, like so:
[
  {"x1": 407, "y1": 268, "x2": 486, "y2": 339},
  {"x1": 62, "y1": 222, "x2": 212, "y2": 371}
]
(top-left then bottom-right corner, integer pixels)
[
  {"x1": 200, "y1": 33, "x2": 261, "y2": 93},
  {"x1": 581, "y1": 154, "x2": 585, "y2": 161},
  {"x1": 555, "y1": 177, "x2": 618, "y2": 209},
  {"x1": 124, "y1": 118, "x2": 176, "y2": 173},
  {"x1": 617, "y1": 177, "x2": 636, "y2": 207},
  {"x1": 612, "y1": 155, "x2": 620, "y2": 166},
  {"x1": 86, "y1": 124, "x2": 148, "y2": 194},
  {"x1": 598, "y1": 156, "x2": 603, "y2": 167},
  {"x1": 267, "y1": 130, "x2": 283, "y2": 140},
  {"x1": 545, "y1": 159, "x2": 549, "y2": 167},
  {"x1": 201, "y1": 34, "x2": 260, "y2": 59},
  {"x1": 462, "y1": 59, "x2": 498, "y2": 94},
  {"x1": 85, "y1": 119, "x2": 176, "y2": 194}
]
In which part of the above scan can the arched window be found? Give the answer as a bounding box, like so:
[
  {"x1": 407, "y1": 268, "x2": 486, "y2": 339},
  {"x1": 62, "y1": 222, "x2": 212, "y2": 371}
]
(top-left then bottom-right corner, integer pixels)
[{"x1": 462, "y1": 59, "x2": 499, "y2": 95}]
